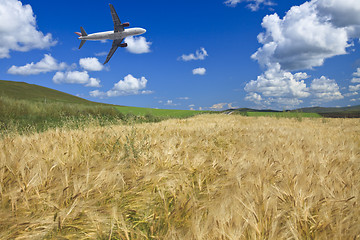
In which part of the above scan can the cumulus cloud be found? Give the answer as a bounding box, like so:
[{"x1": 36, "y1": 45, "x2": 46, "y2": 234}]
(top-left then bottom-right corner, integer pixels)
[
  {"x1": 7, "y1": 54, "x2": 66, "y2": 75},
  {"x1": 245, "y1": 66, "x2": 344, "y2": 106},
  {"x1": 351, "y1": 68, "x2": 360, "y2": 83},
  {"x1": 244, "y1": 64, "x2": 310, "y2": 101},
  {"x1": 124, "y1": 36, "x2": 151, "y2": 54},
  {"x1": 245, "y1": 0, "x2": 360, "y2": 107},
  {"x1": 352, "y1": 78, "x2": 360, "y2": 83},
  {"x1": 310, "y1": 76, "x2": 343, "y2": 102},
  {"x1": 227, "y1": 103, "x2": 239, "y2": 109},
  {"x1": 353, "y1": 68, "x2": 360, "y2": 77},
  {"x1": 90, "y1": 74, "x2": 152, "y2": 98},
  {"x1": 251, "y1": 1, "x2": 354, "y2": 71},
  {"x1": 210, "y1": 103, "x2": 228, "y2": 110},
  {"x1": 52, "y1": 71, "x2": 101, "y2": 87},
  {"x1": 79, "y1": 57, "x2": 104, "y2": 71},
  {"x1": 344, "y1": 91, "x2": 358, "y2": 97},
  {"x1": 316, "y1": 0, "x2": 360, "y2": 29},
  {"x1": 224, "y1": 0, "x2": 275, "y2": 11},
  {"x1": 192, "y1": 67, "x2": 206, "y2": 75},
  {"x1": 178, "y1": 48, "x2": 208, "y2": 61},
  {"x1": 0, "y1": 0, "x2": 56, "y2": 58},
  {"x1": 88, "y1": 90, "x2": 104, "y2": 98},
  {"x1": 349, "y1": 68, "x2": 360, "y2": 92},
  {"x1": 164, "y1": 100, "x2": 179, "y2": 106},
  {"x1": 141, "y1": 90, "x2": 154, "y2": 94},
  {"x1": 349, "y1": 84, "x2": 360, "y2": 92},
  {"x1": 245, "y1": 92, "x2": 263, "y2": 104}
]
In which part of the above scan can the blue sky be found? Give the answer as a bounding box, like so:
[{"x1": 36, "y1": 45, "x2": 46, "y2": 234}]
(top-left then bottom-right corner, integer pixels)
[{"x1": 1, "y1": 0, "x2": 360, "y2": 110}]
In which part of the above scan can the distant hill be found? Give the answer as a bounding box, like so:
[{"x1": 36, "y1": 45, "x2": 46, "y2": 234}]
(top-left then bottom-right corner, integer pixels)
[
  {"x1": 225, "y1": 105, "x2": 360, "y2": 118},
  {"x1": 0, "y1": 80, "x2": 105, "y2": 105},
  {"x1": 294, "y1": 105, "x2": 360, "y2": 113},
  {"x1": 293, "y1": 106, "x2": 360, "y2": 118}
]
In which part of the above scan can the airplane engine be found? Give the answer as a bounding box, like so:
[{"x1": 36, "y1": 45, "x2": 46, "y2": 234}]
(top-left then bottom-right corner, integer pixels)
[
  {"x1": 119, "y1": 43, "x2": 128, "y2": 47},
  {"x1": 122, "y1": 22, "x2": 130, "y2": 27}
]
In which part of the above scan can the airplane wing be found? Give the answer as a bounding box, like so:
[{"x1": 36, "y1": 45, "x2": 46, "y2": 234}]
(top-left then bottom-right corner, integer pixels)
[
  {"x1": 109, "y1": 4, "x2": 124, "y2": 32},
  {"x1": 104, "y1": 39, "x2": 124, "y2": 64}
]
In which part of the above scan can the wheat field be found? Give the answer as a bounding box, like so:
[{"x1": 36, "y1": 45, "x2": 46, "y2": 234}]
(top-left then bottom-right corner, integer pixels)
[{"x1": 0, "y1": 115, "x2": 359, "y2": 239}]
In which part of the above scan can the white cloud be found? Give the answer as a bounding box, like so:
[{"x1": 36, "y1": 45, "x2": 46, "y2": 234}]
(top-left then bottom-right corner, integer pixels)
[
  {"x1": 90, "y1": 74, "x2": 151, "y2": 98},
  {"x1": 52, "y1": 71, "x2": 101, "y2": 87},
  {"x1": 252, "y1": 1, "x2": 354, "y2": 71},
  {"x1": 344, "y1": 91, "x2": 358, "y2": 97},
  {"x1": 192, "y1": 67, "x2": 206, "y2": 75},
  {"x1": 86, "y1": 78, "x2": 101, "y2": 87},
  {"x1": 349, "y1": 68, "x2": 360, "y2": 92},
  {"x1": 0, "y1": 0, "x2": 56, "y2": 58},
  {"x1": 244, "y1": 65, "x2": 345, "y2": 106},
  {"x1": 273, "y1": 98, "x2": 304, "y2": 107},
  {"x1": 245, "y1": 0, "x2": 360, "y2": 107},
  {"x1": 124, "y1": 36, "x2": 151, "y2": 54},
  {"x1": 316, "y1": 0, "x2": 360, "y2": 29},
  {"x1": 245, "y1": 92, "x2": 263, "y2": 104},
  {"x1": 227, "y1": 103, "x2": 239, "y2": 109},
  {"x1": 109, "y1": 74, "x2": 147, "y2": 96},
  {"x1": 141, "y1": 90, "x2": 154, "y2": 95},
  {"x1": 210, "y1": 103, "x2": 228, "y2": 110},
  {"x1": 164, "y1": 100, "x2": 179, "y2": 106},
  {"x1": 7, "y1": 54, "x2": 66, "y2": 75},
  {"x1": 79, "y1": 57, "x2": 104, "y2": 71},
  {"x1": 89, "y1": 90, "x2": 104, "y2": 98},
  {"x1": 225, "y1": 0, "x2": 275, "y2": 11},
  {"x1": 353, "y1": 68, "x2": 360, "y2": 77},
  {"x1": 351, "y1": 69, "x2": 360, "y2": 83},
  {"x1": 310, "y1": 76, "x2": 343, "y2": 102},
  {"x1": 349, "y1": 84, "x2": 360, "y2": 92},
  {"x1": 178, "y1": 48, "x2": 208, "y2": 61},
  {"x1": 244, "y1": 64, "x2": 310, "y2": 105}
]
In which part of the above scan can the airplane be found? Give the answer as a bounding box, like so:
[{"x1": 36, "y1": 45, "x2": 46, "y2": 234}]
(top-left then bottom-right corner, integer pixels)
[{"x1": 75, "y1": 4, "x2": 146, "y2": 64}]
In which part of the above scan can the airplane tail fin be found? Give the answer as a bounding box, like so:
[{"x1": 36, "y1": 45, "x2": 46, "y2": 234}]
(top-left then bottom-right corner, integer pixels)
[
  {"x1": 80, "y1": 27, "x2": 88, "y2": 36},
  {"x1": 76, "y1": 27, "x2": 87, "y2": 49},
  {"x1": 79, "y1": 40, "x2": 86, "y2": 49}
]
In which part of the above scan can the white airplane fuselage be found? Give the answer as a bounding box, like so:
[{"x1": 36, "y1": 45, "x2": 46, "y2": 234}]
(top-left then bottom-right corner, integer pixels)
[{"x1": 78, "y1": 27, "x2": 146, "y2": 41}]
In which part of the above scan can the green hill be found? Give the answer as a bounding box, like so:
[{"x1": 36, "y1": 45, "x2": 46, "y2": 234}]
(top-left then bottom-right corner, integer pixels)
[
  {"x1": 295, "y1": 105, "x2": 360, "y2": 113},
  {"x1": 0, "y1": 80, "x2": 126, "y2": 135},
  {"x1": 0, "y1": 80, "x2": 205, "y2": 117},
  {"x1": 0, "y1": 80, "x2": 207, "y2": 135},
  {"x1": 225, "y1": 105, "x2": 360, "y2": 118},
  {"x1": 0, "y1": 80, "x2": 105, "y2": 105}
]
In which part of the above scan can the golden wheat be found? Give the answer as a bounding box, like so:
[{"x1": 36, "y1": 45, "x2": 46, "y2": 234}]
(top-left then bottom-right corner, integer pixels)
[{"x1": 0, "y1": 115, "x2": 359, "y2": 239}]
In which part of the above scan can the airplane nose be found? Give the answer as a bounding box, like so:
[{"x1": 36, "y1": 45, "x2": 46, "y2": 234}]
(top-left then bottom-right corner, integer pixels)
[{"x1": 141, "y1": 28, "x2": 146, "y2": 34}]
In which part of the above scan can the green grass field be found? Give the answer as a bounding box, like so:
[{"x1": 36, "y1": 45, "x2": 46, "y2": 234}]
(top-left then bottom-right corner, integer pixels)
[
  {"x1": 116, "y1": 106, "x2": 208, "y2": 118},
  {"x1": 0, "y1": 80, "x2": 211, "y2": 135}
]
